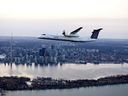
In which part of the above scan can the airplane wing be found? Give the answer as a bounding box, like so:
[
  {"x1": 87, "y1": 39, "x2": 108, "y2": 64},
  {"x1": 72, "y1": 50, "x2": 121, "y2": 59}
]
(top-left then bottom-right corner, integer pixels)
[{"x1": 70, "y1": 27, "x2": 83, "y2": 34}]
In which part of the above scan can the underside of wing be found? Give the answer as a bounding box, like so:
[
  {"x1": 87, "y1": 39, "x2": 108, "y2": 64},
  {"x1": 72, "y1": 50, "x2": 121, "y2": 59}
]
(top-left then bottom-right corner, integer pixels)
[{"x1": 70, "y1": 27, "x2": 83, "y2": 34}]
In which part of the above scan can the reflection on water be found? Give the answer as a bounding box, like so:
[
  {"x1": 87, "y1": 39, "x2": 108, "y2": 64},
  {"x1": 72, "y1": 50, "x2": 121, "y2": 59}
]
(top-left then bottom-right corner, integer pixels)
[
  {"x1": 1, "y1": 63, "x2": 128, "y2": 96},
  {"x1": 0, "y1": 63, "x2": 128, "y2": 80},
  {"x1": 4, "y1": 84, "x2": 128, "y2": 96},
  {"x1": 0, "y1": 90, "x2": 6, "y2": 96}
]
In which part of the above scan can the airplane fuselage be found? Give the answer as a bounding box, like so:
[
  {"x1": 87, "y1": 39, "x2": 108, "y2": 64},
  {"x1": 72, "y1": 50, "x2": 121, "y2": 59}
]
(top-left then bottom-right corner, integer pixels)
[
  {"x1": 39, "y1": 34, "x2": 95, "y2": 42},
  {"x1": 38, "y1": 27, "x2": 102, "y2": 42}
]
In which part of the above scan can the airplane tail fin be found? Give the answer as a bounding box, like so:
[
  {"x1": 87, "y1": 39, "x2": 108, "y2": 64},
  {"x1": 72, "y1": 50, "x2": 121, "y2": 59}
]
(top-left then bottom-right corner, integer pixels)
[{"x1": 91, "y1": 28, "x2": 103, "y2": 39}]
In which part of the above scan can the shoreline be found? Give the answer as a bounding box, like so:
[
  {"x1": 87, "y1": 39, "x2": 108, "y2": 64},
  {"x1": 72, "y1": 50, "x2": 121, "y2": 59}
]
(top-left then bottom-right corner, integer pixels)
[{"x1": 0, "y1": 74, "x2": 128, "y2": 90}]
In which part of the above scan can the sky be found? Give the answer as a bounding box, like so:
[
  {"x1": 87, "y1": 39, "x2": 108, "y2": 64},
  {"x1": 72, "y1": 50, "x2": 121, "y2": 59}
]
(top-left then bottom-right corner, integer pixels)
[{"x1": 0, "y1": 0, "x2": 128, "y2": 39}]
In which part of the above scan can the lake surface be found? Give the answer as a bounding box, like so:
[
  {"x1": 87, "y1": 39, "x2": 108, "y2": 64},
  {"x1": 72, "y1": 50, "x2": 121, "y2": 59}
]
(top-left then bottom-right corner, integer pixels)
[
  {"x1": 0, "y1": 63, "x2": 128, "y2": 80},
  {"x1": 0, "y1": 63, "x2": 128, "y2": 96},
  {"x1": 3, "y1": 84, "x2": 128, "y2": 96}
]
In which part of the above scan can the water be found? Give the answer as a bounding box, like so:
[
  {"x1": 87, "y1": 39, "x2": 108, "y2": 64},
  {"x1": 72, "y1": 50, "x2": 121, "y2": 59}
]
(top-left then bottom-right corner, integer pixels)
[
  {"x1": 3, "y1": 84, "x2": 128, "y2": 96},
  {"x1": 0, "y1": 63, "x2": 128, "y2": 80},
  {"x1": 0, "y1": 63, "x2": 128, "y2": 96}
]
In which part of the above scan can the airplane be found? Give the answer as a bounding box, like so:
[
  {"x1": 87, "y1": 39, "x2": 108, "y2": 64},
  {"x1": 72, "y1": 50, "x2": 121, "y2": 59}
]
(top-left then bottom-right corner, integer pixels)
[
  {"x1": 62, "y1": 27, "x2": 83, "y2": 37},
  {"x1": 38, "y1": 27, "x2": 103, "y2": 42}
]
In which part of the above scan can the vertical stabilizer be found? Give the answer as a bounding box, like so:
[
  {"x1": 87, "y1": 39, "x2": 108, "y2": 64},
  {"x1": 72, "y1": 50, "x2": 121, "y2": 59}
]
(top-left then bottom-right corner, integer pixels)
[{"x1": 91, "y1": 28, "x2": 103, "y2": 39}]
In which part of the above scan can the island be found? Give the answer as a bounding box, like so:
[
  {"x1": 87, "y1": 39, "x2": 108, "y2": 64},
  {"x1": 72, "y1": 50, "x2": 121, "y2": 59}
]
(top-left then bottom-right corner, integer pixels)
[{"x1": 0, "y1": 74, "x2": 128, "y2": 90}]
